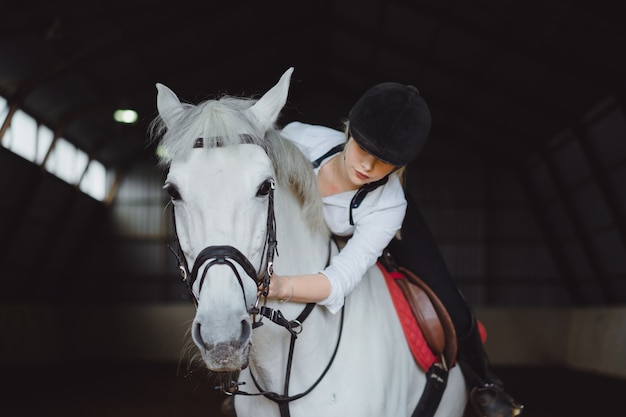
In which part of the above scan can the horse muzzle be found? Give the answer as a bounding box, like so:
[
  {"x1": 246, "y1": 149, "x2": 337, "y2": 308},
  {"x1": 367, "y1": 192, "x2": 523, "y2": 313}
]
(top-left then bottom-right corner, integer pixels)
[{"x1": 192, "y1": 314, "x2": 252, "y2": 371}]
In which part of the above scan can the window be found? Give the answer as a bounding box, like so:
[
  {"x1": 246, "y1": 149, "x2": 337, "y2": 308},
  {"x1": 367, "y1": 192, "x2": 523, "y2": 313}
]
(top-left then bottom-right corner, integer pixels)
[
  {"x1": 7, "y1": 109, "x2": 39, "y2": 161},
  {"x1": 36, "y1": 125, "x2": 54, "y2": 165},
  {"x1": 0, "y1": 95, "x2": 108, "y2": 201},
  {"x1": 80, "y1": 159, "x2": 107, "y2": 201},
  {"x1": 0, "y1": 96, "x2": 6, "y2": 122}
]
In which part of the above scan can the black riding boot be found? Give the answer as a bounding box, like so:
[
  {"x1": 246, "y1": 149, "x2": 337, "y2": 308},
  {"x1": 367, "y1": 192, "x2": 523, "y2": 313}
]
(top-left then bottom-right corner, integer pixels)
[{"x1": 457, "y1": 315, "x2": 524, "y2": 417}]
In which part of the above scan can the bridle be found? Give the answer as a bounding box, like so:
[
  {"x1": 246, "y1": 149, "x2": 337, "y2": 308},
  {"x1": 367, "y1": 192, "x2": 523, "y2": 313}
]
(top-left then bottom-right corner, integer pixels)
[
  {"x1": 168, "y1": 178, "x2": 277, "y2": 313},
  {"x1": 166, "y1": 150, "x2": 344, "y2": 417}
]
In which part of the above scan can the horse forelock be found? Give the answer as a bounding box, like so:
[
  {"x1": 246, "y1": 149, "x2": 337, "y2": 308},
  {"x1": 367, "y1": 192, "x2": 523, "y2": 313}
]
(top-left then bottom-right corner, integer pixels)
[
  {"x1": 153, "y1": 96, "x2": 262, "y2": 163},
  {"x1": 151, "y1": 94, "x2": 328, "y2": 236}
]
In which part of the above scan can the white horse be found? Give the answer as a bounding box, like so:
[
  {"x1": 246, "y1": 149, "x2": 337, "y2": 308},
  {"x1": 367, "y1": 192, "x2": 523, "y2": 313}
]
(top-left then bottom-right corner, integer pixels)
[{"x1": 152, "y1": 68, "x2": 467, "y2": 417}]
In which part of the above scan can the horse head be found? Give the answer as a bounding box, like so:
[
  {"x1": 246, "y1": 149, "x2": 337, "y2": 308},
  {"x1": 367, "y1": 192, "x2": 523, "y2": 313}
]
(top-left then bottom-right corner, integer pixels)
[{"x1": 153, "y1": 68, "x2": 325, "y2": 372}]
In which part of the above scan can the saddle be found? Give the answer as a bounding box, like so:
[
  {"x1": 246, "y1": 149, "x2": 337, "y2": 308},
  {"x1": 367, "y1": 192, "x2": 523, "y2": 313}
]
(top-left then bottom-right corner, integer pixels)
[{"x1": 379, "y1": 251, "x2": 458, "y2": 371}]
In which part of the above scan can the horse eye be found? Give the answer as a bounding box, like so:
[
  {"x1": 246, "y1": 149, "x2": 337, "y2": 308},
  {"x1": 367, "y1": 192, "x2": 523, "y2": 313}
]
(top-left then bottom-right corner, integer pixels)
[
  {"x1": 165, "y1": 184, "x2": 182, "y2": 201},
  {"x1": 256, "y1": 179, "x2": 274, "y2": 197}
]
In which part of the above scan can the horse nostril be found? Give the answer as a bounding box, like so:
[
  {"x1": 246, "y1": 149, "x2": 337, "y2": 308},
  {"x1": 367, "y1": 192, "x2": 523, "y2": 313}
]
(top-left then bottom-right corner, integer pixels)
[
  {"x1": 193, "y1": 322, "x2": 207, "y2": 349},
  {"x1": 238, "y1": 319, "x2": 251, "y2": 349},
  {"x1": 192, "y1": 319, "x2": 249, "y2": 352}
]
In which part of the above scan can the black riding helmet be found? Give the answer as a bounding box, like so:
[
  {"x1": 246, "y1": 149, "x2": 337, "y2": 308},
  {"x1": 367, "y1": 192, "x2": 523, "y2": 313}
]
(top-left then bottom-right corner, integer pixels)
[{"x1": 348, "y1": 82, "x2": 431, "y2": 166}]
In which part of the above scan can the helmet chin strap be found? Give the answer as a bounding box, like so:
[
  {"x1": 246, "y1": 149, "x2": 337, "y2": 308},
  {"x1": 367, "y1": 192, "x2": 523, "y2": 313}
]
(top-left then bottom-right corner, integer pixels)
[
  {"x1": 348, "y1": 175, "x2": 389, "y2": 225},
  {"x1": 310, "y1": 142, "x2": 392, "y2": 226}
]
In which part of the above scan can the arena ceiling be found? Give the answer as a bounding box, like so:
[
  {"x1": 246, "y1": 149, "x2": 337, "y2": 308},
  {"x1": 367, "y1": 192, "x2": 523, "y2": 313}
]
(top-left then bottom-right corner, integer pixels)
[{"x1": 2, "y1": 0, "x2": 625, "y2": 172}]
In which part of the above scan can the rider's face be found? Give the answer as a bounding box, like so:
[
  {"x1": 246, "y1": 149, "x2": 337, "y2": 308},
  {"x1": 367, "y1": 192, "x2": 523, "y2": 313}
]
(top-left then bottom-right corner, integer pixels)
[{"x1": 343, "y1": 138, "x2": 397, "y2": 186}]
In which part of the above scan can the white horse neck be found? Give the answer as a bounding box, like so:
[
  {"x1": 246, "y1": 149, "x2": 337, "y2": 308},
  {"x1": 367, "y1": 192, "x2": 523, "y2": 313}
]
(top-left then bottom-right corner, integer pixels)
[{"x1": 272, "y1": 184, "x2": 330, "y2": 277}]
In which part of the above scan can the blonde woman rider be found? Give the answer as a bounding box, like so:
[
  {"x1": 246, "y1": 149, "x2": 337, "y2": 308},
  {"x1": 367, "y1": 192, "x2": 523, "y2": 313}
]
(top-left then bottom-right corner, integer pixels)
[{"x1": 268, "y1": 82, "x2": 523, "y2": 417}]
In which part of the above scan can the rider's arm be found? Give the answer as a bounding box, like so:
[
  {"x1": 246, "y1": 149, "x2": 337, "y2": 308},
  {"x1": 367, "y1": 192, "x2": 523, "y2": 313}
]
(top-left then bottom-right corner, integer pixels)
[
  {"x1": 266, "y1": 272, "x2": 331, "y2": 303},
  {"x1": 267, "y1": 188, "x2": 406, "y2": 313}
]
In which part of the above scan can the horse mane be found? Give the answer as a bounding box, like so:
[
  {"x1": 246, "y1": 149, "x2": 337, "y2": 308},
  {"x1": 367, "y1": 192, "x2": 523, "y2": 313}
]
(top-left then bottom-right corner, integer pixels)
[{"x1": 149, "y1": 95, "x2": 328, "y2": 236}]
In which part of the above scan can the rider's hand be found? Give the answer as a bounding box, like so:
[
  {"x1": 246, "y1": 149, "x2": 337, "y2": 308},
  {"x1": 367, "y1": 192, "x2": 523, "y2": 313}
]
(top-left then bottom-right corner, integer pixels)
[{"x1": 260, "y1": 273, "x2": 293, "y2": 302}]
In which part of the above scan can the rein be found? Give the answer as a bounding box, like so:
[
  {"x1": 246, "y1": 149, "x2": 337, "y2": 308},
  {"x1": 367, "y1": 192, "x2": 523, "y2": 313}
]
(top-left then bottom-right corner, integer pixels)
[
  {"x1": 234, "y1": 302, "x2": 345, "y2": 417},
  {"x1": 224, "y1": 240, "x2": 339, "y2": 417}
]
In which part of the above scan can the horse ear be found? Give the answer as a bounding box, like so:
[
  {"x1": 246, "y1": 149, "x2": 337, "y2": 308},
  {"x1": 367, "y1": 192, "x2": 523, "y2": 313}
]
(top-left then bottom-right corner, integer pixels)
[
  {"x1": 156, "y1": 83, "x2": 185, "y2": 129},
  {"x1": 249, "y1": 67, "x2": 294, "y2": 130}
]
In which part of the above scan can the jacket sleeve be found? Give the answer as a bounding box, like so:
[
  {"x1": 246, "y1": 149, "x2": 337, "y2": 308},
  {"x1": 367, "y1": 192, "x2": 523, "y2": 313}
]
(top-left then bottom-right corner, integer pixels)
[{"x1": 319, "y1": 195, "x2": 407, "y2": 313}]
